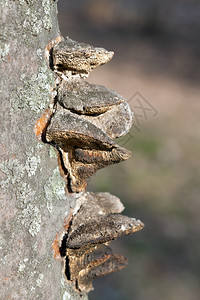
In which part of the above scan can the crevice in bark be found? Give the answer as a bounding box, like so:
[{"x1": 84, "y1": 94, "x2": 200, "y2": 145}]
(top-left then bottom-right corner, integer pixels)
[
  {"x1": 60, "y1": 233, "x2": 68, "y2": 258},
  {"x1": 65, "y1": 256, "x2": 71, "y2": 281}
]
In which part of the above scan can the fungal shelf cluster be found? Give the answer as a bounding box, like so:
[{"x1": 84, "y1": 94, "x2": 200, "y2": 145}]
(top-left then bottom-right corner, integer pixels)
[{"x1": 34, "y1": 36, "x2": 144, "y2": 294}]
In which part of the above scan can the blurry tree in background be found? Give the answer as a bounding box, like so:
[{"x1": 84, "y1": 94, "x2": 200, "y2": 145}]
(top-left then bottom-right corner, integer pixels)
[
  {"x1": 59, "y1": 0, "x2": 200, "y2": 37},
  {"x1": 58, "y1": 1, "x2": 200, "y2": 300}
]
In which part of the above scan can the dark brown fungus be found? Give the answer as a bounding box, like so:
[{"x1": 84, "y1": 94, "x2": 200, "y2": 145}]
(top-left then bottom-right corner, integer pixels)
[
  {"x1": 52, "y1": 37, "x2": 114, "y2": 75},
  {"x1": 67, "y1": 214, "x2": 144, "y2": 249},
  {"x1": 66, "y1": 192, "x2": 144, "y2": 249},
  {"x1": 58, "y1": 80, "x2": 124, "y2": 115},
  {"x1": 46, "y1": 107, "x2": 119, "y2": 150},
  {"x1": 46, "y1": 108, "x2": 132, "y2": 193},
  {"x1": 66, "y1": 245, "x2": 128, "y2": 293},
  {"x1": 55, "y1": 192, "x2": 144, "y2": 293},
  {"x1": 57, "y1": 80, "x2": 133, "y2": 139}
]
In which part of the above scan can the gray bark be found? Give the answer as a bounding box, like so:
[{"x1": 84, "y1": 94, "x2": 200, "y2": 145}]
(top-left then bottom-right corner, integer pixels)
[{"x1": 0, "y1": 1, "x2": 87, "y2": 299}]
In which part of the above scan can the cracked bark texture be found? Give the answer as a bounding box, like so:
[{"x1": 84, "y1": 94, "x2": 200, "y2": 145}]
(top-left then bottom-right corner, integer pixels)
[{"x1": 0, "y1": 1, "x2": 87, "y2": 299}]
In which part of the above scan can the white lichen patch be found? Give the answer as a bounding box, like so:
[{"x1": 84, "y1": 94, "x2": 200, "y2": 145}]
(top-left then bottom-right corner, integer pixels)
[
  {"x1": 20, "y1": 73, "x2": 26, "y2": 80},
  {"x1": 25, "y1": 155, "x2": 41, "y2": 177},
  {"x1": 21, "y1": 0, "x2": 52, "y2": 35},
  {"x1": 0, "y1": 158, "x2": 25, "y2": 188},
  {"x1": 23, "y1": 8, "x2": 43, "y2": 36},
  {"x1": 1, "y1": 0, "x2": 12, "y2": 8},
  {"x1": 61, "y1": 276, "x2": 65, "y2": 287},
  {"x1": 44, "y1": 167, "x2": 66, "y2": 213},
  {"x1": 20, "y1": 204, "x2": 41, "y2": 236},
  {"x1": 0, "y1": 42, "x2": 9, "y2": 62},
  {"x1": 27, "y1": 64, "x2": 51, "y2": 113},
  {"x1": 42, "y1": 0, "x2": 52, "y2": 31},
  {"x1": 36, "y1": 48, "x2": 43, "y2": 60},
  {"x1": 24, "y1": 257, "x2": 29, "y2": 263},
  {"x1": 0, "y1": 233, "x2": 4, "y2": 250},
  {"x1": 18, "y1": 262, "x2": 26, "y2": 272},
  {"x1": 36, "y1": 143, "x2": 44, "y2": 150},
  {"x1": 36, "y1": 273, "x2": 44, "y2": 287},
  {"x1": 63, "y1": 291, "x2": 71, "y2": 300},
  {"x1": 1, "y1": 253, "x2": 8, "y2": 266},
  {"x1": 49, "y1": 146, "x2": 57, "y2": 158},
  {"x1": 16, "y1": 182, "x2": 36, "y2": 208},
  {"x1": 42, "y1": 0, "x2": 50, "y2": 14},
  {"x1": 30, "y1": 270, "x2": 37, "y2": 278},
  {"x1": 13, "y1": 63, "x2": 52, "y2": 112},
  {"x1": 18, "y1": 257, "x2": 29, "y2": 273}
]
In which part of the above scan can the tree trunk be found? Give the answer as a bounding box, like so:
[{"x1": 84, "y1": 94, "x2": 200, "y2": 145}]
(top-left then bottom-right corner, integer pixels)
[{"x1": 0, "y1": 1, "x2": 87, "y2": 299}]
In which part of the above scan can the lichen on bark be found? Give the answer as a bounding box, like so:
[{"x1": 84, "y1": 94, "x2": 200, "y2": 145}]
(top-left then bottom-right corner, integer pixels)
[{"x1": 0, "y1": 1, "x2": 88, "y2": 299}]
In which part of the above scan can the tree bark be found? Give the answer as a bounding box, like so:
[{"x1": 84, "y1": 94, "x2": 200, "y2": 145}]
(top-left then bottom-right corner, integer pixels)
[{"x1": 0, "y1": 1, "x2": 87, "y2": 299}]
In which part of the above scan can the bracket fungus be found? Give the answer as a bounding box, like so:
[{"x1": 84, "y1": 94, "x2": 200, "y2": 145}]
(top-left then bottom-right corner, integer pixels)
[
  {"x1": 53, "y1": 192, "x2": 144, "y2": 293},
  {"x1": 34, "y1": 36, "x2": 144, "y2": 294},
  {"x1": 37, "y1": 36, "x2": 133, "y2": 193},
  {"x1": 51, "y1": 36, "x2": 114, "y2": 76},
  {"x1": 46, "y1": 107, "x2": 132, "y2": 193}
]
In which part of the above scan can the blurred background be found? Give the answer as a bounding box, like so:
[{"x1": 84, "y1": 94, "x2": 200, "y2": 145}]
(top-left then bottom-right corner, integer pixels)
[{"x1": 57, "y1": 1, "x2": 200, "y2": 299}]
